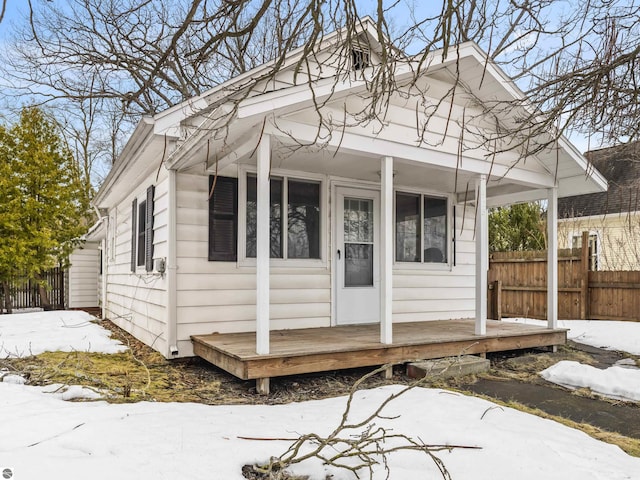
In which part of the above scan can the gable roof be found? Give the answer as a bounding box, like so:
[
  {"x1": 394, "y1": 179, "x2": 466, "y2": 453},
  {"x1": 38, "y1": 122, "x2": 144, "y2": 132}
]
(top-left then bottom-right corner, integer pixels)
[
  {"x1": 558, "y1": 142, "x2": 640, "y2": 218},
  {"x1": 94, "y1": 18, "x2": 607, "y2": 208}
]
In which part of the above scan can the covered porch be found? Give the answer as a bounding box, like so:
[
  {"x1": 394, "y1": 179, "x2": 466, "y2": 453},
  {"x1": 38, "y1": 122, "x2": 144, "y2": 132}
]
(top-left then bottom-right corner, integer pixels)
[{"x1": 192, "y1": 319, "x2": 567, "y2": 393}]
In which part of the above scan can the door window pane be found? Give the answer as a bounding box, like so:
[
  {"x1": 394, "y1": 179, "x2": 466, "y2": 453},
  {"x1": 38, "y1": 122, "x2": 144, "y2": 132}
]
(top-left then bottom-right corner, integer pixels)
[
  {"x1": 246, "y1": 176, "x2": 283, "y2": 258},
  {"x1": 344, "y1": 197, "x2": 374, "y2": 287},
  {"x1": 345, "y1": 244, "x2": 374, "y2": 287},
  {"x1": 288, "y1": 180, "x2": 320, "y2": 259},
  {"x1": 424, "y1": 196, "x2": 447, "y2": 263},
  {"x1": 395, "y1": 193, "x2": 420, "y2": 262},
  {"x1": 344, "y1": 198, "x2": 373, "y2": 243}
]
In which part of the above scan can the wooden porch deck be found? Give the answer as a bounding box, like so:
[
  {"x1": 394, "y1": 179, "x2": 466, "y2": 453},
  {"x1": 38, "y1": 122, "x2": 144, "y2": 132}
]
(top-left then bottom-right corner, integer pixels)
[{"x1": 192, "y1": 319, "x2": 566, "y2": 385}]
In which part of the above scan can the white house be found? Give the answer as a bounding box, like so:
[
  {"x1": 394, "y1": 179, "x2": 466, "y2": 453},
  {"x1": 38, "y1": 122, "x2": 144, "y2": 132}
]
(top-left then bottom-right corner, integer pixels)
[{"x1": 92, "y1": 19, "x2": 606, "y2": 391}]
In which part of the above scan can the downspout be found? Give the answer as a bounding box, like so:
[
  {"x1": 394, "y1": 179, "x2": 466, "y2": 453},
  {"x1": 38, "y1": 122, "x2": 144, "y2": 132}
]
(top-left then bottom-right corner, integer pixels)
[
  {"x1": 167, "y1": 168, "x2": 179, "y2": 357},
  {"x1": 92, "y1": 205, "x2": 108, "y2": 319}
]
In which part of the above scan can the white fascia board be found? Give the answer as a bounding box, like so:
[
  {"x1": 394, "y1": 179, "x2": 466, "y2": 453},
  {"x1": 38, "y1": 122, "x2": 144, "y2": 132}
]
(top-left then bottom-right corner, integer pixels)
[
  {"x1": 84, "y1": 218, "x2": 107, "y2": 242},
  {"x1": 558, "y1": 174, "x2": 608, "y2": 197},
  {"x1": 166, "y1": 103, "x2": 236, "y2": 171},
  {"x1": 266, "y1": 118, "x2": 555, "y2": 188},
  {"x1": 557, "y1": 136, "x2": 608, "y2": 191},
  {"x1": 439, "y1": 42, "x2": 609, "y2": 196},
  {"x1": 153, "y1": 96, "x2": 209, "y2": 136}
]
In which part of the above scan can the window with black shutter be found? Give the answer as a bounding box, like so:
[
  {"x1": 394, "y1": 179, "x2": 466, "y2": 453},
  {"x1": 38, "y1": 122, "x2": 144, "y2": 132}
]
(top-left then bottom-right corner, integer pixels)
[
  {"x1": 145, "y1": 185, "x2": 155, "y2": 272},
  {"x1": 132, "y1": 185, "x2": 155, "y2": 272},
  {"x1": 208, "y1": 176, "x2": 238, "y2": 261},
  {"x1": 130, "y1": 198, "x2": 137, "y2": 272},
  {"x1": 137, "y1": 200, "x2": 146, "y2": 267}
]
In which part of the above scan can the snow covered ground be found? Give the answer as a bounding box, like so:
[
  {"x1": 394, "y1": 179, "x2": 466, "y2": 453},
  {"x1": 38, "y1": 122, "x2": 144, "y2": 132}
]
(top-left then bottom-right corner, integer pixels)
[
  {"x1": 504, "y1": 318, "x2": 640, "y2": 402},
  {"x1": 1, "y1": 311, "x2": 639, "y2": 479},
  {"x1": 504, "y1": 318, "x2": 640, "y2": 355},
  {"x1": 0, "y1": 310, "x2": 126, "y2": 357}
]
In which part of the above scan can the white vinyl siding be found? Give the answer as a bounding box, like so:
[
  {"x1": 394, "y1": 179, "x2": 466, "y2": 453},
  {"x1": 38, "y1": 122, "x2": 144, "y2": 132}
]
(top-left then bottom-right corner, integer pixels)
[
  {"x1": 67, "y1": 241, "x2": 100, "y2": 309},
  {"x1": 392, "y1": 204, "x2": 476, "y2": 322},
  {"x1": 558, "y1": 211, "x2": 640, "y2": 270},
  {"x1": 103, "y1": 169, "x2": 169, "y2": 355},
  {"x1": 173, "y1": 172, "x2": 476, "y2": 357},
  {"x1": 175, "y1": 172, "x2": 331, "y2": 357}
]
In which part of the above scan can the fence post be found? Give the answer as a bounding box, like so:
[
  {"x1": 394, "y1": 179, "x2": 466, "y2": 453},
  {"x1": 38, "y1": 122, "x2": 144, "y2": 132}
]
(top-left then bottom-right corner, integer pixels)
[
  {"x1": 580, "y1": 231, "x2": 590, "y2": 320},
  {"x1": 494, "y1": 280, "x2": 502, "y2": 320}
]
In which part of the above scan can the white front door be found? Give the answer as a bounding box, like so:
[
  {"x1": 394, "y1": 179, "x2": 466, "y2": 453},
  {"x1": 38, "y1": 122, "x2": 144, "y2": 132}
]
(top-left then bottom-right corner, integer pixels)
[{"x1": 335, "y1": 187, "x2": 380, "y2": 325}]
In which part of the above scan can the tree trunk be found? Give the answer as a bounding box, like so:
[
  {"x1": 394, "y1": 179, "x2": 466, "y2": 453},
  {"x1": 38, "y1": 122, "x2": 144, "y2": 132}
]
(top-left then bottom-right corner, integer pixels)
[
  {"x1": 36, "y1": 275, "x2": 52, "y2": 311},
  {"x1": 1, "y1": 282, "x2": 12, "y2": 314}
]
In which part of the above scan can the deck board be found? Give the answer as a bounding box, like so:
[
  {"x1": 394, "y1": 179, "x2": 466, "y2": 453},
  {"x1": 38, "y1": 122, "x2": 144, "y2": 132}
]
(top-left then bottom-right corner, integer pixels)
[{"x1": 192, "y1": 319, "x2": 566, "y2": 380}]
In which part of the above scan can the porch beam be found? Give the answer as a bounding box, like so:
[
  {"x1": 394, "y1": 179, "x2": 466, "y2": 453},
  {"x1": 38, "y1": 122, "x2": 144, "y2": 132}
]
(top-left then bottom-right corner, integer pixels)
[
  {"x1": 256, "y1": 134, "x2": 271, "y2": 355},
  {"x1": 547, "y1": 186, "x2": 558, "y2": 329},
  {"x1": 475, "y1": 175, "x2": 488, "y2": 335},
  {"x1": 457, "y1": 187, "x2": 548, "y2": 208},
  {"x1": 206, "y1": 130, "x2": 260, "y2": 172},
  {"x1": 380, "y1": 156, "x2": 393, "y2": 344},
  {"x1": 265, "y1": 119, "x2": 556, "y2": 189}
]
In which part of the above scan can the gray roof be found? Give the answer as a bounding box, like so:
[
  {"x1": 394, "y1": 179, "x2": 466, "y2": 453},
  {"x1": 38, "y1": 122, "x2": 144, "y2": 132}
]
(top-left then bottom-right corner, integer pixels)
[{"x1": 558, "y1": 142, "x2": 640, "y2": 218}]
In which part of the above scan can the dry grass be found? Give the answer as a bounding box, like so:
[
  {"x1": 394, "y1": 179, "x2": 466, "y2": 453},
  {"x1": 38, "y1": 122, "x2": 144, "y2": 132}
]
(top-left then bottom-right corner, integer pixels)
[
  {"x1": 3, "y1": 317, "x2": 639, "y2": 459},
  {"x1": 2, "y1": 319, "x2": 411, "y2": 405}
]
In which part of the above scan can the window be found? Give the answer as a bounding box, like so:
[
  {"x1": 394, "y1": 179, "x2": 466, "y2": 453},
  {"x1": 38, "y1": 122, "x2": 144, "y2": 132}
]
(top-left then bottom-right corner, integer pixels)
[
  {"x1": 572, "y1": 233, "x2": 598, "y2": 270},
  {"x1": 395, "y1": 191, "x2": 448, "y2": 264},
  {"x1": 130, "y1": 185, "x2": 155, "y2": 272},
  {"x1": 351, "y1": 48, "x2": 370, "y2": 71},
  {"x1": 137, "y1": 200, "x2": 146, "y2": 267},
  {"x1": 246, "y1": 175, "x2": 321, "y2": 260}
]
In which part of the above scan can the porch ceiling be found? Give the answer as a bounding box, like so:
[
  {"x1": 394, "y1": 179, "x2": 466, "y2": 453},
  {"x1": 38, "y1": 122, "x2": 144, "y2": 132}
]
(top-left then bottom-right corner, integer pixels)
[{"x1": 233, "y1": 135, "x2": 536, "y2": 200}]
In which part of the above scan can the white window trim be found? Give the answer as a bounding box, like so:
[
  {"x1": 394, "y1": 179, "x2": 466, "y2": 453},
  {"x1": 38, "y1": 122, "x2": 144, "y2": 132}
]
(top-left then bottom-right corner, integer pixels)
[
  {"x1": 569, "y1": 230, "x2": 600, "y2": 271},
  {"x1": 392, "y1": 186, "x2": 454, "y2": 271},
  {"x1": 237, "y1": 165, "x2": 328, "y2": 268}
]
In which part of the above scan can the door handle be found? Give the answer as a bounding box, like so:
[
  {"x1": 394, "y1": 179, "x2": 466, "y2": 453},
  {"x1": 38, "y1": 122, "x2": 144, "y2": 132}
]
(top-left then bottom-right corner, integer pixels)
[{"x1": 337, "y1": 249, "x2": 341, "y2": 260}]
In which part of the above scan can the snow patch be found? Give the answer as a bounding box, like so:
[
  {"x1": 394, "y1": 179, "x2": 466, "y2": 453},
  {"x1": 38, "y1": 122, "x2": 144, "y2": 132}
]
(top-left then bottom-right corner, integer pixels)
[
  {"x1": 541, "y1": 360, "x2": 640, "y2": 402},
  {"x1": 0, "y1": 310, "x2": 126, "y2": 357}
]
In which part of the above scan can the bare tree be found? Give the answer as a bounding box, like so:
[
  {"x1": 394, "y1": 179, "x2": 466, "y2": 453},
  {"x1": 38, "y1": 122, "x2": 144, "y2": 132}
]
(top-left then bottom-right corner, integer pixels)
[{"x1": 1, "y1": 0, "x2": 639, "y2": 180}]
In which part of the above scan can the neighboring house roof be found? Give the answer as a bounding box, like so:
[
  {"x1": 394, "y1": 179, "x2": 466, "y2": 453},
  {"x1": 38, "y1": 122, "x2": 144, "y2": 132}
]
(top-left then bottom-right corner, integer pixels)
[{"x1": 558, "y1": 142, "x2": 640, "y2": 218}]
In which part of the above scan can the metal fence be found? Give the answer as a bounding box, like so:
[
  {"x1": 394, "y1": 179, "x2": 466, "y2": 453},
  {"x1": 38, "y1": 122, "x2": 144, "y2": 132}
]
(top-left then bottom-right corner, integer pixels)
[{"x1": 0, "y1": 268, "x2": 66, "y2": 312}]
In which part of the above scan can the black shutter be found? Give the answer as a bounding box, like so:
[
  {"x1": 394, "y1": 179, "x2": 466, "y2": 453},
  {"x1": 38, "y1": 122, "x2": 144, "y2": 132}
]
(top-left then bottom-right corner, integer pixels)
[
  {"x1": 208, "y1": 176, "x2": 238, "y2": 261},
  {"x1": 145, "y1": 185, "x2": 155, "y2": 272},
  {"x1": 131, "y1": 198, "x2": 137, "y2": 272}
]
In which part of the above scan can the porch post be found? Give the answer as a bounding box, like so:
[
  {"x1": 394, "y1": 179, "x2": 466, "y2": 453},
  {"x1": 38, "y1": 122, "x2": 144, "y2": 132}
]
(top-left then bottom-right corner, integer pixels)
[
  {"x1": 475, "y1": 175, "x2": 487, "y2": 335},
  {"x1": 256, "y1": 134, "x2": 271, "y2": 355},
  {"x1": 380, "y1": 156, "x2": 393, "y2": 344},
  {"x1": 547, "y1": 186, "x2": 558, "y2": 329}
]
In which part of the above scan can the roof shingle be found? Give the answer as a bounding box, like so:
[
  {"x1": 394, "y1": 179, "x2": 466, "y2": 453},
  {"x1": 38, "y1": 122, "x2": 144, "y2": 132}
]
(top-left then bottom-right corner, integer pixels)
[{"x1": 558, "y1": 142, "x2": 640, "y2": 218}]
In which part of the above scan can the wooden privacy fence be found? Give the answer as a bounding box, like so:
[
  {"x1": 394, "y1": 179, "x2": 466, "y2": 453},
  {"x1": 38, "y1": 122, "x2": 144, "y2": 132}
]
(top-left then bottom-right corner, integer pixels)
[
  {"x1": 0, "y1": 267, "x2": 66, "y2": 312},
  {"x1": 489, "y1": 231, "x2": 640, "y2": 321}
]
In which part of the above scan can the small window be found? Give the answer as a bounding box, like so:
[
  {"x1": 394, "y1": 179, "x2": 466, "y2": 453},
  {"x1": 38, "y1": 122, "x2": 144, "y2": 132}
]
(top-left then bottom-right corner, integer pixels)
[
  {"x1": 396, "y1": 191, "x2": 448, "y2": 264},
  {"x1": 572, "y1": 234, "x2": 598, "y2": 270},
  {"x1": 137, "y1": 200, "x2": 146, "y2": 267},
  {"x1": 130, "y1": 185, "x2": 155, "y2": 272},
  {"x1": 246, "y1": 175, "x2": 321, "y2": 260},
  {"x1": 351, "y1": 48, "x2": 370, "y2": 71}
]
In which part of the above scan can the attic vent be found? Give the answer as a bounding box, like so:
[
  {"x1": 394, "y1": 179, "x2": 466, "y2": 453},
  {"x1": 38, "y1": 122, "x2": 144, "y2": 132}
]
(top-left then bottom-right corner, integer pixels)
[{"x1": 351, "y1": 47, "x2": 370, "y2": 71}]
